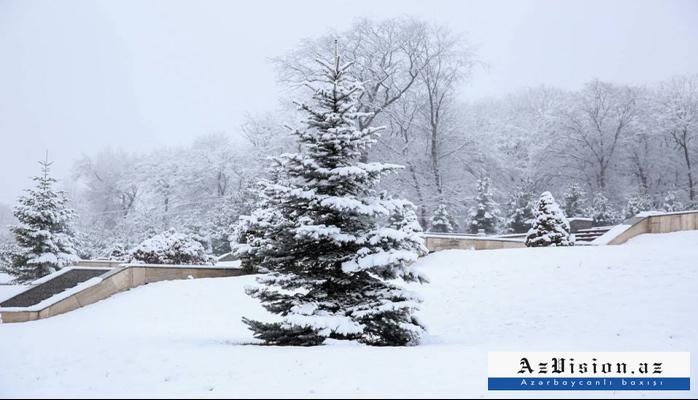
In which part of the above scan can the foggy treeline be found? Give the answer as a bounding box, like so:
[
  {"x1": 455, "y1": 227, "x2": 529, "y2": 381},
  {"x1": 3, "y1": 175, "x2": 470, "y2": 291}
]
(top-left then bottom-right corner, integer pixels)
[{"x1": 10, "y1": 17, "x2": 696, "y2": 257}]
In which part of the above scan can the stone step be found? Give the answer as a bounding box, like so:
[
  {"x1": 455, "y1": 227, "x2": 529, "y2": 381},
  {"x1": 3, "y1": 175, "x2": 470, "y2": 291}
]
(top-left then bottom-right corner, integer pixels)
[{"x1": 0, "y1": 269, "x2": 109, "y2": 308}]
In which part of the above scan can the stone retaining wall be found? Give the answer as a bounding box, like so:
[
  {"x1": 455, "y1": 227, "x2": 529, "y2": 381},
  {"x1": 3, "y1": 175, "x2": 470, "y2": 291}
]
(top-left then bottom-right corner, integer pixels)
[
  {"x1": 0, "y1": 264, "x2": 248, "y2": 323},
  {"x1": 423, "y1": 234, "x2": 526, "y2": 252},
  {"x1": 607, "y1": 210, "x2": 698, "y2": 245}
]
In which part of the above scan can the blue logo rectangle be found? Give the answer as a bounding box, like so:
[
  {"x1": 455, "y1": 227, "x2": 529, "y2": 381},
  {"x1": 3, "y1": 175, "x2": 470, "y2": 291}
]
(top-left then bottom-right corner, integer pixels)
[{"x1": 488, "y1": 377, "x2": 690, "y2": 391}]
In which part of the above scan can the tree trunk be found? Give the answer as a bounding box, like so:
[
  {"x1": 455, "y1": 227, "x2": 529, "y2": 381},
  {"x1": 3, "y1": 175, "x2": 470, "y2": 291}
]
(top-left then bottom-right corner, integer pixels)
[
  {"x1": 407, "y1": 162, "x2": 427, "y2": 228},
  {"x1": 680, "y1": 134, "x2": 695, "y2": 201},
  {"x1": 430, "y1": 124, "x2": 443, "y2": 196}
]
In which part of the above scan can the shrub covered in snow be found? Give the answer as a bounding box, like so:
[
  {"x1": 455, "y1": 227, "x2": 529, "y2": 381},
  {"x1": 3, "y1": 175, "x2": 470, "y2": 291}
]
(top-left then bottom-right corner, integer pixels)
[
  {"x1": 663, "y1": 191, "x2": 684, "y2": 212},
  {"x1": 589, "y1": 193, "x2": 619, "y2": 227},
  {"x1": 623, "y1": 193, "x2": 654, "y2": 219},
  {"x1": 104, "y1": 243, "x2": 130, "y2": 262},
  {"x1": 130, "y1": 229, "x2": 213, "y2": 265},
  {"x1": 526, "y1": 192, "x2": 572, "y2": 247}
]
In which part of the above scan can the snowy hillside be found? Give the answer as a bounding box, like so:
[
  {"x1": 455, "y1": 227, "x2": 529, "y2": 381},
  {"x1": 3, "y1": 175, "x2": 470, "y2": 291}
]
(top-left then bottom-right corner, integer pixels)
[{"x1": 1, "y1": 232, "x2": 697, "y2": 398}]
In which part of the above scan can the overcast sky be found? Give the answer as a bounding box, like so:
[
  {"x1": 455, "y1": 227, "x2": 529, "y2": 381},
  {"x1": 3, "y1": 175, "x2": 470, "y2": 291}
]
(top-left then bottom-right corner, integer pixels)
[{"x1": 0, "y1": 0, "x2": 697, "y2": 203}]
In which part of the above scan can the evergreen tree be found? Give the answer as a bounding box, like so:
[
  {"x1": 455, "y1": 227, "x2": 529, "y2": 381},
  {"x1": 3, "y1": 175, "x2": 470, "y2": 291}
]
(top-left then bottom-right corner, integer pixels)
[
  {"x1": 208, "y1": 191, "x2": 254, "y2": 256},
  {"x1": 663, "y1": 191, "x2": 684, "y2": 212},
  {"x1": 428, "y1": 204, "x2": 455, "y2": 233},
  {"x1": 6, "y1": 158, "x2": 80, "y2": 283},
  {"x1": 562, "y1": 184, "x2": 585, "y2": 218},
  {"x1": 236, "y1": 47, "x2": 427, "y2": 346},
  {"x1": 468, "y1": 177, "x2": 500, "y2": 234},
  {"x1": 526, "y1": 192, "x2": 572, "y2": 247},
  {"x1": 623, "y1": 193, "x2": 654, "y2": 219},
  {"x1": 589, "y1": 193, "x2": 619, "y2": 226},
  {"x1": 232, "y1": 159, "x2": 289, "y2": 274},
  {"x1": 388, "y1": 199, "x2": 429, "y2": 257},
  {"x1": 505, "y1": 180, "x2": 535, "y2": 234}
]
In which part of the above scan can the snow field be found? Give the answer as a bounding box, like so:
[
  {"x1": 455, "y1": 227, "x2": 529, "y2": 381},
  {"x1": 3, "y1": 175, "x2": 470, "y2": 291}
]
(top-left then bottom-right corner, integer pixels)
[{"x1": 0, "y1": 231, "x2": 696, "y2": 398}]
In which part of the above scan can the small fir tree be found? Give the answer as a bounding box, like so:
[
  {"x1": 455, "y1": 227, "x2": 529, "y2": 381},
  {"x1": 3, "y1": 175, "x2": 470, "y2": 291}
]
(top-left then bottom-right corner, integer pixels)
[
  {"x1": 505, "y1": 180, "x2": 535, "y2": 234},
  {"x1": 429, "y1": 204, "x2": 455, "y2": 233},
  {"x1": 6, "y1": 157, "x2": 80, "y2": 283},
  {"x1": 236, "y1": 46, "x2": 427, "y2": 347},
  {"x1": 562, "y1": 184, "x2": 585, "y2": 218},
  {"x1": 388, "y1": 199, "x2": 429, "y2": 257},
  {"x1": 526, "y1": 192, "x2": 572, "y2": 247},
  {"x1": 468, "y1": 177, "x2": 500, "y2": 234},
  {"x1": 208, "y1": 191, "x2": 256, "y2": 256}
]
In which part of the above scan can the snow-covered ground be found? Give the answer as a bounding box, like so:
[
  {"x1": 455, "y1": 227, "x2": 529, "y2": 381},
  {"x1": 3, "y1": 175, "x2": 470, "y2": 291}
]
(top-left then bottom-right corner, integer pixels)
[{"x1": 1, "y1": 232, "x2": 697, "y2": 398}]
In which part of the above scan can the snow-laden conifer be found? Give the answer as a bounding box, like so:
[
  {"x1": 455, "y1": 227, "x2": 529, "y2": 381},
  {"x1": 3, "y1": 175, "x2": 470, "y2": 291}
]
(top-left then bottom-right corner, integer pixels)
[
  {"x1": 236, "y1": 45, "x2": 427, "y2": 346},
  {"x1": 428, "y1": 204, "x2": 455, "y2": 233},
  {"x1": 526, "y1": 191, "x2": 572, "y2": 247},
  {"x1": 504, "y1": 180, "x2": 535, "y2": 234},
  {"x1": 468, "y1": 177, "x2": 500, "y2": 234},
  {"x1": 6, "y1": 158, "x2": 80, "y2": 282},
  {"x1": 562, "y1": 184, "x2": 585, "y2": 218}
]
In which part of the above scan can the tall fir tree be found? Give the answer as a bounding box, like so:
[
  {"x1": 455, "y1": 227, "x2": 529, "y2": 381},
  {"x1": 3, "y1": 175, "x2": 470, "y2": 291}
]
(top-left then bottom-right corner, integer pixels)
[
  {"x1": 505, "y1": 179, "x2": 535, "y2": 234},
  {"x1": 468, "y1": 177, "x2": 500, "y2": 234},
  {"x1": 526, "y1": 192, "x2": 572, "y2": 247},
  {"x1": 562, "y1": 184, "x2": 585, "y2": 218},
  {"x1": 235, "y1": 46, "x2": 427, "y2": 346},
  {"x1": 428, "y1": 204, "x2": 456, "y2": 233},
  {"x1": 6, "y1": 157, "x2": 80, "y2": 283}
]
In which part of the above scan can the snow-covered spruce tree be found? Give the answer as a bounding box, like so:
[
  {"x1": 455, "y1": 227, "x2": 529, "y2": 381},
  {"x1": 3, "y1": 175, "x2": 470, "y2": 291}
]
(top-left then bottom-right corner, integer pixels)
[
  {"x1": 232, "y1": 159, "x2": 290, "y2": 274},
  {"x1": 388, "y1": 199, "x2": 429, "y2": 258},
  {"x1": 428, "y1": 204, "x2": 455, "y2": 233},
  {"x1": 505, "y1": 181, "x2": 535, "y2": 234},
  {"x1": 6, "y1": 158, "x2": 80, "y2": 283},
  {"x1": 562, "y1": 184, "x2": 585, "y2": 218},
  {"x1": 663, "y1": 191, "x2": 684, "y2": 212},
  {"x1": 209, "y1": 191, "x2": 255, "y2": 256},
  {"x1": 589, "y1": 193, "x2": 618, "y2": 227},
  {"x1": 0, "y1": 241, "x2": 19, "y2": 274},
  {"x1": 238, "y1": 48, "x2": 427, "y2": 346},
  {"x1": 525, "y1": 192, "x2": 572, "y2": 247},
  {"x1": 468, "y1": 177, "x2": 500, "y2": 234},
  {"x1": 623, "y1": 193, "x2": 654, "y2": 219}
]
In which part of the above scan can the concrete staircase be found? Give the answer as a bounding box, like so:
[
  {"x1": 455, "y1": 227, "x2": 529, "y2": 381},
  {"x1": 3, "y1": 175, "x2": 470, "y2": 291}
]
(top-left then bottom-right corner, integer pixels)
[{"x1": 574, "y1": 226, "x2": 613, "y2": 243}]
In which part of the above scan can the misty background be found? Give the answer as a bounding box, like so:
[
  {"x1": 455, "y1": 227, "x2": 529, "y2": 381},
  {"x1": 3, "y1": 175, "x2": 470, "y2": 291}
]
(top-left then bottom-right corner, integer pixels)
[{"x1": 1, "y1": 0, "x2": 696, "y2": 203}]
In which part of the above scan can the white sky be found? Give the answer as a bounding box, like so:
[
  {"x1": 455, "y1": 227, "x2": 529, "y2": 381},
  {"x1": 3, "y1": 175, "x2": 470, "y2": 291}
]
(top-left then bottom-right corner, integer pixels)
[{"x1": 0, "y1": 0, "x2": 697, "y2": 203}]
